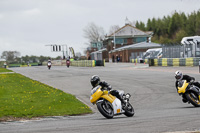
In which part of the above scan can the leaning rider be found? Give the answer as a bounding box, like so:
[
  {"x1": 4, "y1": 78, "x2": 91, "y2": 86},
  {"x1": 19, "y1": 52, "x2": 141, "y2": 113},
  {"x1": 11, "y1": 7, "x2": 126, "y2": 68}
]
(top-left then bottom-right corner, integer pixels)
[
  {"x1": 90, "y1": 75, "x2": 126, "y2": 105},
  {"x1": 175, "y1": 70, "x2": 200, "y2": 90}
]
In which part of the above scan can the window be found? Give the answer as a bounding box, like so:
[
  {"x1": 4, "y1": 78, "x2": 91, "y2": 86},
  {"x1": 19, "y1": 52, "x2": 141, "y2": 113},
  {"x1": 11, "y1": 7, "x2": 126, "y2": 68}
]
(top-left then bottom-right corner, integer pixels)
[
  {"x1": 115, "y1": 38, "x2": 127, "y2": 44},
  {"x1": 91, "y1": 43, "x2": 97, "y2": 48},
  {"x1": 133, "y1": 37, "x2": 147, "y2": 43}
]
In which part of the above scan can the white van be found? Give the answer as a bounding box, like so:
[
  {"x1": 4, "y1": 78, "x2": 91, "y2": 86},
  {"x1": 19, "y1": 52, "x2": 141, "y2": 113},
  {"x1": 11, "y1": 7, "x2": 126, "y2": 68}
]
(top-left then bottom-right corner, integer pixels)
[
  {"x1": 143, "y1": 48, "x2": 162, "y2": 59},
  {"x1": 138, "y1": 48, "x2": 162, "y2": 63},
  {"x1": 181, "y1": 36, "x2": 200, "y2": 57}
]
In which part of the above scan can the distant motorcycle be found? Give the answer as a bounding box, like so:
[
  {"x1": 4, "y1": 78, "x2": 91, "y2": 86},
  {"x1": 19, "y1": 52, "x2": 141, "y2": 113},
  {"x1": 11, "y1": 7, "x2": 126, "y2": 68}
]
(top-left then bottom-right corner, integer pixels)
[
  {"x1": 47, "y1": 62, "x2": 51, "y2": 70},
  {"x1": 90, "y1": 85, "x2": 134, "y2": 118},
  {"x1": 177, "y1": 80, "x2": 200, "y2": 107},
  {"x1": 66, "y1": 59, "x2": 70, "y2": 68}
]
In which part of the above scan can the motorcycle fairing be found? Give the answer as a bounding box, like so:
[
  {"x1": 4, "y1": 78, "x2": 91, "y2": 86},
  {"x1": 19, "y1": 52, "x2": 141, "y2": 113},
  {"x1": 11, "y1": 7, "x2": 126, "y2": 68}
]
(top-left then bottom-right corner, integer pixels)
[
  {"x1": 178, "y1": 80, "x2": 189, "y2": 94},
  {"x1": 112, "y1": 98, "x2": 124, "y2": 114},
  {"x1": 101, "y1": 94, "x2": 123, "y2": 114},
  {"x1": 90, "y1": 87, "x2": 103, "y2": 103},
  {"x1": 90, "y1": 86, "x2": 124, "y2": 115}
]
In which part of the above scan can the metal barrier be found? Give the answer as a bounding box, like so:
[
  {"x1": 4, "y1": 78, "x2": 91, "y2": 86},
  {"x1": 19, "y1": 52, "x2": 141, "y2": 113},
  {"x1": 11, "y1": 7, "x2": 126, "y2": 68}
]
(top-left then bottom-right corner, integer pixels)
[
  {"x1": 69, "y1": 60, "x2": 105, "y2": 67},
  {"x1": 149, "y1": 57, "x2": 200, "y2": 66},
  {"x1": 70, "y1": 60, "x2": 95, "y2": 67}
]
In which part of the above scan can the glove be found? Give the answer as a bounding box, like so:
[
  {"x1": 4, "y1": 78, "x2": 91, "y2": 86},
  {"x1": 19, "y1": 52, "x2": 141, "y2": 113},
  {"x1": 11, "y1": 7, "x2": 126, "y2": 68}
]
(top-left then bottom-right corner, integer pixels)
[
  {"x1": 107, "y1": 85, "x2": 112, "y2": 90},
  {"x1": 99, "y1": 81, "x2": 112, "y2": 90}
]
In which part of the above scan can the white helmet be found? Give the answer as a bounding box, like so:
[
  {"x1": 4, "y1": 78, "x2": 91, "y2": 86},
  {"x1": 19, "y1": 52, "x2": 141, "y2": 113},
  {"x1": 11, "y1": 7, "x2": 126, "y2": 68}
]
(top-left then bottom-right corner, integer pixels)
[{"x1": 175, "y1": 70, "x2": 183, "y2": 80}]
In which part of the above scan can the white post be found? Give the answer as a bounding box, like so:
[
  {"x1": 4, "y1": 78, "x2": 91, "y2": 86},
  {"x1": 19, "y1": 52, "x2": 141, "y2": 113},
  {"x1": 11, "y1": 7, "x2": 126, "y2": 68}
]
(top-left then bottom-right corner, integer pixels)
[
  {"x1": 66, "y1": 45, "x2": 68, "y2": 58},
  {"x1": 114, "y1": 32, "x2": 116, "y2": 49}
]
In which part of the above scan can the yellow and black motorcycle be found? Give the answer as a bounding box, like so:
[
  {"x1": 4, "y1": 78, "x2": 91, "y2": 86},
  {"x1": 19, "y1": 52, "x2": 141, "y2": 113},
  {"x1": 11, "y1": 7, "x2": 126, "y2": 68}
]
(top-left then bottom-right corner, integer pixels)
[
  {"x1": 177, "y1": 80, "x2": 200, "y2": 107},
  {"x1": 90, "y1": 85, "x2": 134, "y2": 118}
]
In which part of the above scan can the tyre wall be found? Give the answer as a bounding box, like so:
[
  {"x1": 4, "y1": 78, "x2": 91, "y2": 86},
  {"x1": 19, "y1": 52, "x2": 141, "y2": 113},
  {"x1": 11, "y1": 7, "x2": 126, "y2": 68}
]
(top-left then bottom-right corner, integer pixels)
[{"x1": 149, "y1": 58, "x2": 200, "y2": 66}]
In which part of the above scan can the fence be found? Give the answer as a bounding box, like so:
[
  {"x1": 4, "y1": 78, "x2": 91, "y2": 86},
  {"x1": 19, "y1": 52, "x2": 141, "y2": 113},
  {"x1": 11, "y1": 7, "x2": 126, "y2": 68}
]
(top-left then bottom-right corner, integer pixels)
[
  {"x1": 131, "y1": 59, "x2": 148, "y2": 64},
  {"x1": 149, "y1": 57, "x2": 200, "y2": 66},
  {"x1": 61, "y1": 60, "x2": 104, "y2": 67},
  {"x1": 162, "y1": 44, "x2": 184, "y2": 58},
  {"x1": 70, "y1": 60, "x2": 95, "y2": 67},
  {"x1": 162, "y1": 43, "x2": 200, "y2": 58}
]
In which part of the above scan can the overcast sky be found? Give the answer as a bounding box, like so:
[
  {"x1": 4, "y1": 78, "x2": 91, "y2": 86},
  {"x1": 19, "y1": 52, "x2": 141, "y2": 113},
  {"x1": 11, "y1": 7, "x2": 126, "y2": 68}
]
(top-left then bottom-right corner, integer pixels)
[{"x1": 0, "y1": 0, "x2": 200, "y2": 57}]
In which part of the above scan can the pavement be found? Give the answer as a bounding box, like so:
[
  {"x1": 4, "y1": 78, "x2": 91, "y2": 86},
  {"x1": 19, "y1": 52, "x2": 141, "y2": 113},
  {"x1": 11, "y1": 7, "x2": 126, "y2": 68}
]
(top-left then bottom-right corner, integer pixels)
[{"x1": 1, "y1": 63, "x2": 200, "y2": 133}]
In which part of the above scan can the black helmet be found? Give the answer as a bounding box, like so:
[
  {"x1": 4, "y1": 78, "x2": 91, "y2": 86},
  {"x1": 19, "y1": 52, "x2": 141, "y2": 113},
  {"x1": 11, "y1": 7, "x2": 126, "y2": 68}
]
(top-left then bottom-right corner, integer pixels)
[
  {"x1": 175, "y1": 70, "x2": 183, "y2": 80},
  {"x1": 90, "y1": 75, "x2": 100, "y2": 87}
]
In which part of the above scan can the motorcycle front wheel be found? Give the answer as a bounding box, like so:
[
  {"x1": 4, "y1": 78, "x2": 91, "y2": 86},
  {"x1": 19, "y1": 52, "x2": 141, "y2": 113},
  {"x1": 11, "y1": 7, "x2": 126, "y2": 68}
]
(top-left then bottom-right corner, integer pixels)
[
  {"x1": 96, "y1": 100, "x2": 114, "y2": 119},
  {"x1": 185, "y1": 92, "x2": 200, "y2": 107},
  {"x1": 124, "y1": 102, "x2": 134, "y2": 117}
]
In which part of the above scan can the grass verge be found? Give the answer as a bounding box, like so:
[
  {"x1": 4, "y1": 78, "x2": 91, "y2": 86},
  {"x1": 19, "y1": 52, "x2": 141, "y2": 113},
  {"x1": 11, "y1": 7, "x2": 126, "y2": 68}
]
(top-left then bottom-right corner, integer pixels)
[
  {"x1": 0, "y1": 73, "x2": 92, "y2": 121},
  {"x1": 0, "y1": 68, "x2": 13, "y2": 73}
]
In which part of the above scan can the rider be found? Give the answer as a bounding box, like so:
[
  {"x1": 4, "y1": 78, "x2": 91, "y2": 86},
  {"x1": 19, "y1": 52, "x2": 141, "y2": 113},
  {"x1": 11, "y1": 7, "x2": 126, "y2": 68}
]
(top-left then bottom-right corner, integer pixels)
[
  {"x1": 90, "y1": 75, "x2": 126, "y2": 105},
  {"x1": 48, "y1": 58, "x2": 51, "y2": 63},
  {"x1": 175, "y1": 70, "x2": 200, "y2": 90}
]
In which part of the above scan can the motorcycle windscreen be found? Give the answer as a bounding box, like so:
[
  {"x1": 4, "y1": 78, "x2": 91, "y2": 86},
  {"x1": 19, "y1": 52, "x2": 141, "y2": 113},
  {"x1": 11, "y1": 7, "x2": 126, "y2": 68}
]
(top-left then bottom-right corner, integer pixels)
[
  {"x1": 90, "y1": 87, "x2": 103, "y2": 103},
  {"x1": 178, "y1": 80, "x2": 189, "y2": 94}
]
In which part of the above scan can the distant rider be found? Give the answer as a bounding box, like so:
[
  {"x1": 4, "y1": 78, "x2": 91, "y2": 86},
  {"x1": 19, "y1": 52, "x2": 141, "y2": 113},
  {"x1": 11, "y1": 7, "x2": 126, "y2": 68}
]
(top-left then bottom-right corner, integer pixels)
[
  {"x1": 48, "y1": 58, "x2": 51, "y2": 63},
  {"x1": 90, "y1": 75, "x2": 126, "y2": 106},
  {"x1": 175, "y1": 70, "x2": 200, "y2": 90}
]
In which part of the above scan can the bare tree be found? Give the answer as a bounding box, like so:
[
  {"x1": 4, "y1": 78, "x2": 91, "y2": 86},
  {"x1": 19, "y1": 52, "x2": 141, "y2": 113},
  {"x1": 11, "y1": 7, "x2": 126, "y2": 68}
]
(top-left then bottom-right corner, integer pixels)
[
  {"x1": 108, "y1": 25, "x2": 120, "y2": 35},
  {"x1": 83, "y1": 22, "x2": 105, "y2": 43},
  {"x1": 1, "y1": 51, "x2": 21, "y2": 63}
]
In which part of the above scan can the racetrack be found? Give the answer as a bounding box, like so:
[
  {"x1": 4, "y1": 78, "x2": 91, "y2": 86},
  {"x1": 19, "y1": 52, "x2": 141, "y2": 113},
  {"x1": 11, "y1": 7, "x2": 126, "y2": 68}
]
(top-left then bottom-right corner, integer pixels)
[{"x1": 1, "y1": 63, "x2": 200, "y2": 133}]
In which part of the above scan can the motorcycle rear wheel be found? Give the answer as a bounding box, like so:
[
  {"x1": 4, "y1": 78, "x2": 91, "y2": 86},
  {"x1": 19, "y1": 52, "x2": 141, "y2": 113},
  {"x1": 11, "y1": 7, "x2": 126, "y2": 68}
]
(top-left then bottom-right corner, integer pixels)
[
  {"x1": 124, "y1": 102, "x2": 134, "y2": 117},
  {"x1": 185, "y1": 92, "x2": 200, "y2": 107},
  {"x1": 97, "y1": 100, "x2": 114, "y2": 119}
]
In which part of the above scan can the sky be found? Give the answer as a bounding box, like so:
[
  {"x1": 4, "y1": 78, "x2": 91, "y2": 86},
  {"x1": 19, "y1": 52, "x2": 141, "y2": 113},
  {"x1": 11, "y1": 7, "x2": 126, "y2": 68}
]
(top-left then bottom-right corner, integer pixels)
[{"x1": 0, "y1": 0, "x2": 200, "y2": 58}]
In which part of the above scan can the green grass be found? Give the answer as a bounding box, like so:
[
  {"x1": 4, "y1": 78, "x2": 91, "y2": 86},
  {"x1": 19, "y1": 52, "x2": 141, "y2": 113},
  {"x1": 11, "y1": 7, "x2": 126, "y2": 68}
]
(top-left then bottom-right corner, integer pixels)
[
  {"x1": 0, "y1": 68, "x2": 12, "y2": 73},
  {"x1": 0, "y1": 73, "x2": 92, "y2": 121}
]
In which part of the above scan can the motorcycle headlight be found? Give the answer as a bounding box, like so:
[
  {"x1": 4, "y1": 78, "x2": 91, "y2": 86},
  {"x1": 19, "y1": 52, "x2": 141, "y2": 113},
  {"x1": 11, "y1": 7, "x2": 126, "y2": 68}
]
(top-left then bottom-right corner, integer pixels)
[{"x1": 126, "y1": 93, "x2": 131, "y2": 99}]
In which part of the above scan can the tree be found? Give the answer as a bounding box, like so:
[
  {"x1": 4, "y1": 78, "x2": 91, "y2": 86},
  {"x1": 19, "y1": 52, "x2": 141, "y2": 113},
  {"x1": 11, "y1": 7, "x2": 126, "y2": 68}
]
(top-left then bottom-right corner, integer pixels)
[
  {"x1": 29, "y1": 55, "x2": 38, "y2": 63},
  {"x1": 1, "y1": 51, "x2": 21, "y2": 63},
  {"x1": 146, "y1": 18, "x2": 152, "y2": 31},
  {"x1": 174, "y1": 29, "x2": 187, "y2": 43},
  {"x1": 135, "y1": 21, "x2": 146, "y2": 31},
  {"x1": 53, "y1": 56, "x2": 61, "y2": 60},
  {"x1": 21, "y1": 55, "x2": 29, "y2": 63},
  {"x1": 132, "y1": 9, "x2": 200, "y2": 44},
  {"x1": 83, "y1": 22, "x2": 105, "y2": 43},
  {"x1": 196, "y1": 10, "x2": 200, "y2": 35},
  {"x1": 108, "y1": 25, "x2": 120, "y2": 35},
  {"x1": 135, "y1": 21, "x2": 140, "y2": 29}
]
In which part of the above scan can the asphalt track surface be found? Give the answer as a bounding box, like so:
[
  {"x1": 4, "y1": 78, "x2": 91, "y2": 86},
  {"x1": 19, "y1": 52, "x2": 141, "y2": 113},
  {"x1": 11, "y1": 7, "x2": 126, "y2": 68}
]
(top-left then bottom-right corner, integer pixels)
[{"x1": 1, "y1": 63, "x2": 200, "y2": 133}]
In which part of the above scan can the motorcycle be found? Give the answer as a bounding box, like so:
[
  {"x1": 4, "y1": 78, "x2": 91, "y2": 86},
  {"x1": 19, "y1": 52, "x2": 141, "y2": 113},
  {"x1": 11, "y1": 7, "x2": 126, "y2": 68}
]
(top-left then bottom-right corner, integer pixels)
[
  {"x1": 90, "y1": 85, "x2": 134, "y2": 119},
  {"x1": 66, "y1": 60, "x2": 70, "y2": 68},
  {"x1": 47, "y1": 62, "x2": 51, "y2": 70},
  {"x1": 177, "y1": 80, "x2": 200, "y2": 107}
]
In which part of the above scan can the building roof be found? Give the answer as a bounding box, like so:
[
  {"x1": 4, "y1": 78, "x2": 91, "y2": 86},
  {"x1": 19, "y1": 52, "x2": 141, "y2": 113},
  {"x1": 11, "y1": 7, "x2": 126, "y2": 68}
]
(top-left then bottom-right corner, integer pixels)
[
  {"x1": 107, "y1": 24, "x2": 152, "y2": 38},
  {"x1": 109, "y1": 42, "x2": 161, "y2": 53},
  {"x1": 90, "y1": 48, "x2": 107, "y2": 55}
]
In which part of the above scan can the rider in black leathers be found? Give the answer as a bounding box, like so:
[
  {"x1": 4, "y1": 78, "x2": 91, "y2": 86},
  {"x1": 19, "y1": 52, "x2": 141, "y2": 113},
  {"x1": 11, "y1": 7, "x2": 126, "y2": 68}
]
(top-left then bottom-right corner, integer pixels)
[
  {"x1": 175, "y1": 71, "x2": 200, "y2": 103},
  {"x1": 175, "y1": 70, "x2": 200, "y2": 90},
  {"x1": 90, "y1": 75, "x2": 125, "y2": 104}
]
